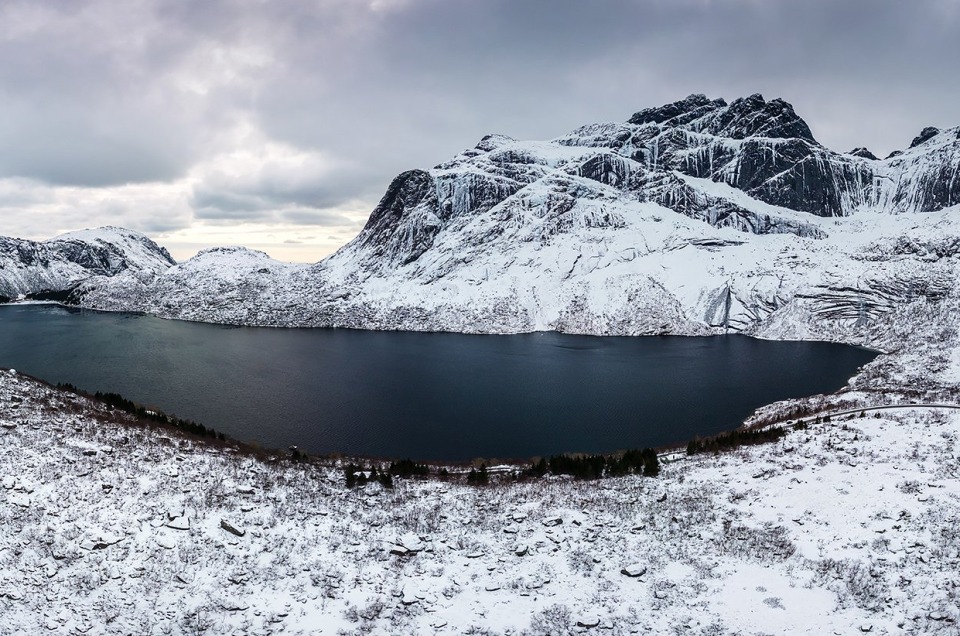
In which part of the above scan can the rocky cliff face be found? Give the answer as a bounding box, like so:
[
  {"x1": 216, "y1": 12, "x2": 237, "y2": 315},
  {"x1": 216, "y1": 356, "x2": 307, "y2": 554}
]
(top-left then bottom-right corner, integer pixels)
[{"x1": 5, "y1": 95, "x2": 960, "y2": 360}]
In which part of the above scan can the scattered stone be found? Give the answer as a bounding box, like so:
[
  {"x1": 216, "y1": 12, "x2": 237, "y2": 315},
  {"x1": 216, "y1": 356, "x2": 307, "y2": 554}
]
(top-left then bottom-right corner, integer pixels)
[
  {"x1": 576, "y1": 615, "x2": 600, "y2": 628},
  {"x1": 515, "y1": 544, "x2": 529, "y2": 557},
  {"x1": 8, "y1": 493, "x2": 30, "y2": 508},
  {"x1": 542, "y1": 516, "x2": 562, "y2": 527},
  {"x1": 236, "y1": 485, "x2": 255, "y2": 495},
  {"x1": 220, "y1": 519, "x2": 246, "y2": 537},
  {"x1": 83, "y1": 534, "x2": 123, "y2": 550},
  {"x1": 166, "y1": 516, "x2": 190, "y2": 531},
  {"x1": 466, "y1": 550, "x2": 485, "y2": 559},
  {"x1": 221, "y1": 600, "x2": 249, "y2": 612},
  {"x1": 227, "y1": 572, "x2": 249, "y2": 585},
  {"x1": 484, "y1": 583, "x2": 501, "y2": 592},
  {"x1": 621, "y1": 564, "x2": 647, "y2": 578},
  {"x1": 156, "y1": 536, "x2": 176, "y2": 550},
  {"x1": 397, "y1": 533, "x2": 425, "y2": 553}
]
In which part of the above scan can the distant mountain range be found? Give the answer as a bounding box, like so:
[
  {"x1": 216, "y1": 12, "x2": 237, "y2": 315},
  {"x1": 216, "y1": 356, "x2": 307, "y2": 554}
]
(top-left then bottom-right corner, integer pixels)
[{"x1": 2, "y1": 94, "x2": 959, "y2": 367}]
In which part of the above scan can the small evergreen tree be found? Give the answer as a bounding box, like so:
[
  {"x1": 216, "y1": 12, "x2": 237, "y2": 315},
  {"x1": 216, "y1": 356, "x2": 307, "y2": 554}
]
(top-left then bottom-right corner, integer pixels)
[
  {"x1": 477, "y1": 463, "x2": 489, "y2": 485},
  {"x1": 344, "y1": 464, "x2": 358, "y2": 489}
]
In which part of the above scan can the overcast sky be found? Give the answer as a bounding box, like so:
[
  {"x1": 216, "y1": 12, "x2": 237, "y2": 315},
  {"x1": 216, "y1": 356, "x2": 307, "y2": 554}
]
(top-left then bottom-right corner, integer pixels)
[{"x1": 1, "y1": 0, "x2": 958, "y2": 262}]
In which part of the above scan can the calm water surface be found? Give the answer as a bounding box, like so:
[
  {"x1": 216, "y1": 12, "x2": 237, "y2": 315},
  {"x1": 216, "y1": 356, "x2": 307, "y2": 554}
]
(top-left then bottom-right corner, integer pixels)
[{"x1": 0, "y1": 304, "x2": 876, "y2": 461}]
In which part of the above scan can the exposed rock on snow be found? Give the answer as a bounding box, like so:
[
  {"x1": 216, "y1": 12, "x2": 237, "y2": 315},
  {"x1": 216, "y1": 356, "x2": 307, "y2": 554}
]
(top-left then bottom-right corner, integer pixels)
[
  {"x1": 220, "y1": 518, "x2": 245, "y2": 537},
  {"x1": 620, "y1": 564, "x2": 647, "y2": 578},
  {"x1": 166, "y1": 516, "x2": 190, "y2": 530}
]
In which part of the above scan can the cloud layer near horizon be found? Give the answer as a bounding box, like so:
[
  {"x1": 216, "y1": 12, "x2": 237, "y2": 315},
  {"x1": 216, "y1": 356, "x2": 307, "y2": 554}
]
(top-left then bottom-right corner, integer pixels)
[{"x1": 1, "y1": 0, "x2": 957, "y2": 261}]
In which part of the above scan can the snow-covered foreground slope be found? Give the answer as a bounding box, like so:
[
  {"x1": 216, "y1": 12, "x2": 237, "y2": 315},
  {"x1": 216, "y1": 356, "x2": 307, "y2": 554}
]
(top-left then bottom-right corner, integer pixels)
[
  {"x1": 2, "y1": 371, "x2": 959, "y2": 635},
  {"x1": 0, "y1": 227, "x2": 174, "y2": 301}
]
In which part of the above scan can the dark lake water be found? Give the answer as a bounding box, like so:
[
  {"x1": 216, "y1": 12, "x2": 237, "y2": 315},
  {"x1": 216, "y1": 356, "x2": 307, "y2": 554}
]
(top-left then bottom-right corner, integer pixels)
[{"x1": 0, "y1": 304, "x2": 877, "y2": 461}]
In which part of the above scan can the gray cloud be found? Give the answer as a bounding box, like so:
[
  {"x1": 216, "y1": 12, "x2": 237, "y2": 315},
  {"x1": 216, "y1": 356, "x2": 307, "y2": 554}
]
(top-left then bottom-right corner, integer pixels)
[{"x1": 0, "y1": 0, "x2": 958, "y2": 245}]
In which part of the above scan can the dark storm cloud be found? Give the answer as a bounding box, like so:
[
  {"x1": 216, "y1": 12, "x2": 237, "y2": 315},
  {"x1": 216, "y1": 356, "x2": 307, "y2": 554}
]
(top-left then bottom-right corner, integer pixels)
[{"x1": 1, "y1": 0, "x2": 957, "y2": 230}]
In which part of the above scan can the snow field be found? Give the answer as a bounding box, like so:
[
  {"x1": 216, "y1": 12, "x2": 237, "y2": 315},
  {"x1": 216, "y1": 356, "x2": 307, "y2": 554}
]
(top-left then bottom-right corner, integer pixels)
[{"x1": 1, "y1": 372, "x2": 958, "y2": 635}]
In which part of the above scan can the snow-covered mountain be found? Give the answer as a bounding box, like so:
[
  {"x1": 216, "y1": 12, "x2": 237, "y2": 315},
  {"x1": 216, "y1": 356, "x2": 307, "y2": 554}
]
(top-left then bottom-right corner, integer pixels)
[
  {"x1": 0, "y1": 226, "x2": 175, "y2": 302},
  {"x1": 5, "y1": 95, "x2": 960, "y2": 358}
]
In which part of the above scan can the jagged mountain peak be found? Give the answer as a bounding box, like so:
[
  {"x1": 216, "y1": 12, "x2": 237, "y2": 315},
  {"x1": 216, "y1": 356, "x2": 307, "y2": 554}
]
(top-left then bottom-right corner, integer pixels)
[
  {"x1": 627, "y1": 93, "x2": 727, "y2": 126},
  {"x1": 475, "y1": 134, "x2": 518, "y2": 152},
  {"x1": 909, "y1": 126, "x2": 941, "y2": 149},
  {"x1": 847, "y1": 147, "x2": 879, "y2": 160},
  {"x1": 628, "y1": 93, "x2": 815, "y2": 143},
  {"x1": 714, "y1": 94, "x2": 815, "y2": 142}
]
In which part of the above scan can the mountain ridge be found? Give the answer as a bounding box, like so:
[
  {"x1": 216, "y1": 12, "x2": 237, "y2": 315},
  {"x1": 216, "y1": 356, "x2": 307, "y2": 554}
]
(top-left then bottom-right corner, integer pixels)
[{"x1": 0, "y1": 95, "x2": 958, "y2": 380}]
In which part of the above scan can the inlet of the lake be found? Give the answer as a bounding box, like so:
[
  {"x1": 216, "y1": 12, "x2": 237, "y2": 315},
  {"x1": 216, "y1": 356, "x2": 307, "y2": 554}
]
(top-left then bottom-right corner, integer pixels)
[{"x1": 0, "y1": 304, "x2": 877, "y2": 461}]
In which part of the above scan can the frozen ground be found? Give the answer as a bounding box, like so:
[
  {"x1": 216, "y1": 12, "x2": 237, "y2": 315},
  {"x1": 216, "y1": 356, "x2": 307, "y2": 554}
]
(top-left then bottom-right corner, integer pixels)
[{"x1": 2, "y1": 370, "x2": 958, "y2": 635}]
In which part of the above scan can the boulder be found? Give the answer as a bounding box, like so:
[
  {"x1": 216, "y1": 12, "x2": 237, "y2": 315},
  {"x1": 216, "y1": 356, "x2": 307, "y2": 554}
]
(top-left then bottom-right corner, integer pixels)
[
  {"x1": 621, "y1": 564, "x2": 647, "y2": 578},
  {"x1": 220, "y1": 519, "x2": 246, "y2": 537}
]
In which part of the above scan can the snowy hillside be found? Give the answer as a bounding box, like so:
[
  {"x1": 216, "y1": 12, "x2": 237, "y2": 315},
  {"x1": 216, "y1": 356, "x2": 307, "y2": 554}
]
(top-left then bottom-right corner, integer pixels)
[
  {"x1": 0, "y1": 226, "x2": 174, "y2": 301},
  {"x1": 2, "y1": 370, "x2": 959, "y2": 635}
]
